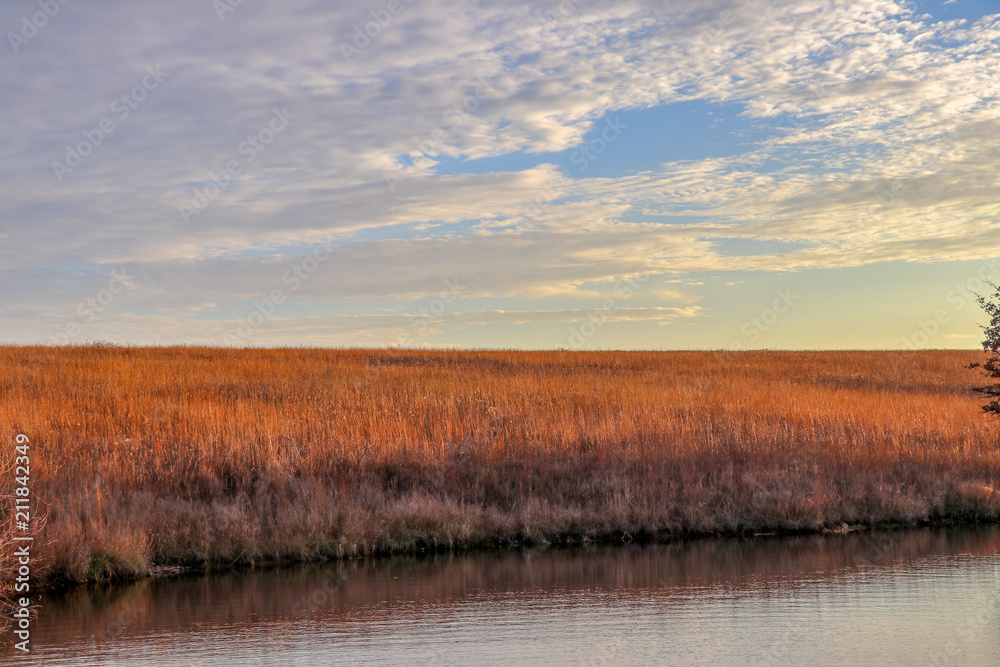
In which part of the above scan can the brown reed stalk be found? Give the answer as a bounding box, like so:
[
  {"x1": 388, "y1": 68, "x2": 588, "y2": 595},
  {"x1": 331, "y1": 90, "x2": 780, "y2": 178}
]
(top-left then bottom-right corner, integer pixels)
[{"x1": 0, "y1": 346, "x2": 996, "y2": 584}]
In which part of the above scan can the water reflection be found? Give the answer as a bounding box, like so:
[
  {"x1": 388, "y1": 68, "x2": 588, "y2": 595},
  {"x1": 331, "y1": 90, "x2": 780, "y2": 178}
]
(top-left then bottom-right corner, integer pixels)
[{"x1": 9, "y1": 527, "x2": 1000, "y2": 665}]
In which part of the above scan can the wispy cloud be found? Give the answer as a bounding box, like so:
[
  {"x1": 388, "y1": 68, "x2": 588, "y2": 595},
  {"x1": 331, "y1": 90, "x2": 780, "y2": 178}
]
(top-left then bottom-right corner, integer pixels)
[{"x1": 2, "y1": 0, "x2": 998, "y2": 347}]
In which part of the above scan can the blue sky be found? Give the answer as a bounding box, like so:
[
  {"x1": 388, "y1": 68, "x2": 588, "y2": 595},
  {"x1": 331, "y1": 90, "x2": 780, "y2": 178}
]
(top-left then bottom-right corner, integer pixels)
[
  {"x1": 430, "y1": 100, "x2": 772, "y2": 179},
  {"x1": 1, "y1": 0, "x2": 999, "y2": 349}
]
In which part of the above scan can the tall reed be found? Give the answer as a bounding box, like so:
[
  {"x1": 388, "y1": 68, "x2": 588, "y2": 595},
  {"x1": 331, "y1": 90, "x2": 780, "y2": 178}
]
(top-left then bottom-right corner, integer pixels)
[{"x1": 1, "y1": 346, "x2": 997, "y2": 584}]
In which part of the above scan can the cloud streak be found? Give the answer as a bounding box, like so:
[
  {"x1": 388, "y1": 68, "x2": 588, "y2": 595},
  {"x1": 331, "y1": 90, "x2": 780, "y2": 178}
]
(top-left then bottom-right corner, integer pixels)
[{"x1": 2, "y1": 0, "x2": 998, "y2": 347}]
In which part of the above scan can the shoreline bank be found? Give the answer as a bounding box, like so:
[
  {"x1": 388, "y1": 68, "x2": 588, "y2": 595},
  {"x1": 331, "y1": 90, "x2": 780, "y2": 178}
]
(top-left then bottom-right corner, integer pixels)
[
  {"x1": 21, "y1": 513, "x2": 1000, "y2": 594},
  {"x1": 3, "y1": 346, "x2": 998, "y2": 589}
]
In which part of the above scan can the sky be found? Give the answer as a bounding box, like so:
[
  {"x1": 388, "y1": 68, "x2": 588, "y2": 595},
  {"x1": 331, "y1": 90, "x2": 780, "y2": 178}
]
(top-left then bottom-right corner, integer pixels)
[{"x1": 2, "y1": 0, "x2": 999, "y2": 350}]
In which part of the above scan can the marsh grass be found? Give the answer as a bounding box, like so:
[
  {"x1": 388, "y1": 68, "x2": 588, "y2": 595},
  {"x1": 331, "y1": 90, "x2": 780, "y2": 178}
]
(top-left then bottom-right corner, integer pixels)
[
  {"x1": 0, "y1": 475, "x2": 14, "y2": 621},
  {"x1": 1, "y1": 346, "x2": 999, "y2": 585}
]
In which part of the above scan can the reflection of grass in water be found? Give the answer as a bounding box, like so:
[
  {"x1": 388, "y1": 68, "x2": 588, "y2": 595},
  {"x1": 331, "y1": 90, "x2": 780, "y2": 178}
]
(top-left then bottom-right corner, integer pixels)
[
  {"x1": 85, "y1": 551, "x2": 147, "y2": 585},
  {"x1": 22, "y1": 528, "x2": 1000, "y2": 653},
  {"x1": 1, "y1": 345, "x2": 998, "y2": 585},
  {"x1": 0, "y1": 483, "x2": 12, "y2": 628}
]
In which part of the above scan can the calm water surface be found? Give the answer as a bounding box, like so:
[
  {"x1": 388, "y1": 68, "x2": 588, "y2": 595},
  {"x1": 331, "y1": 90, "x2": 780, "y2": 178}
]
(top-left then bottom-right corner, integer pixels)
[{"x1": 8, "y1": 528, "x2": 1000, "y2": 666}]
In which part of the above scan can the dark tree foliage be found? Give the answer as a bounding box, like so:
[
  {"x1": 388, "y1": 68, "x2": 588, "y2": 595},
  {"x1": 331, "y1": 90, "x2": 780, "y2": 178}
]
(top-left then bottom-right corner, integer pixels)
[{"x1": 970, "y1": 280, "x2": 1000, "y2": 415}]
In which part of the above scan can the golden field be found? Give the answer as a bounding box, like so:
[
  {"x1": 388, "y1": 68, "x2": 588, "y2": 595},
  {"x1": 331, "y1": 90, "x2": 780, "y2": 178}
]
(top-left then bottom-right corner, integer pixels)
[{"x1": 2, "y1": 345, "x2": 999, "y2": 586}]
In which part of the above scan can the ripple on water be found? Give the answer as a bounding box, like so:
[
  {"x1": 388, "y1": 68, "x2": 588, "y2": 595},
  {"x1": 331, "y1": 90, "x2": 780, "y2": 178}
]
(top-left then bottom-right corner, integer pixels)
[{"x1": 12, "y1": 527, "x2": 1000, "y2": 666}]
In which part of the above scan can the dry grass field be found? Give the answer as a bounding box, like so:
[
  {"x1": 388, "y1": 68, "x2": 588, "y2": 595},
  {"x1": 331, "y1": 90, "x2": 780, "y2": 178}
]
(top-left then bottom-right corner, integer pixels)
[{"x1": 2, "y1": 345, "x2": 999, "y2": 585}]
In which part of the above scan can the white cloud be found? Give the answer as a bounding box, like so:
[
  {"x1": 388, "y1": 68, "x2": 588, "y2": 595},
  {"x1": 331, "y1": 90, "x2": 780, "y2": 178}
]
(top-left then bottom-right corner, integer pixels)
[{"x1": 2, "y1": 0, "x2": 999, "y2": 345}]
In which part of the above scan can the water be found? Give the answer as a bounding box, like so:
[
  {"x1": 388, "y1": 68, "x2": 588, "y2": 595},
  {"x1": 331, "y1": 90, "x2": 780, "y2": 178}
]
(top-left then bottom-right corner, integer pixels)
[{"x1": 7, "y1": 527, "x2": 1000, "y2": 666}]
